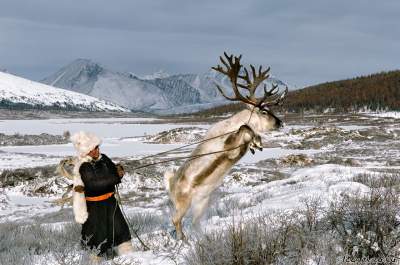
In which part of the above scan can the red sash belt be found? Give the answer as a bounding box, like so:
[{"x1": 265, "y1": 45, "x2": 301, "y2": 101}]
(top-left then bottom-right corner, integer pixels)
[{"x1": 85, "y1": 192, "x2": 114, "y2": 202}]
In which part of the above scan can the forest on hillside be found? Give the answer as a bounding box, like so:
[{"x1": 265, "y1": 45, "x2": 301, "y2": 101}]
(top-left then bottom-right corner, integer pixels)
[
  {"x1": 286, "y1": 70, "x2": 400, "y2": 112},
  {"x1": 186, "y1": 70, "x2": 400, "y2": 117}
]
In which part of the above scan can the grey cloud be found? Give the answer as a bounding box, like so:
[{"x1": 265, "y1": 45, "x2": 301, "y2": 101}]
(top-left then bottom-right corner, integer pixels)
[{"x1": 0, "y1": 0, "x2": 399, "y2": 87}]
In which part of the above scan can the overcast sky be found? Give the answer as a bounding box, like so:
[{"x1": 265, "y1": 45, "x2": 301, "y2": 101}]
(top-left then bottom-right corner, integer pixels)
[{"x1": 0, "y1": 0, "x2": 399, "y2": 87}]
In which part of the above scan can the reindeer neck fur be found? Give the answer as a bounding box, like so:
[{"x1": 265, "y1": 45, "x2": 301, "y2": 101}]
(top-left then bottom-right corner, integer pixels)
[
  {"x1": 206, "y1": 108, "x2": 264, "y2": 140},
  {"x1": 178, "y1": 108, "x2": 266, "y2": 183}
]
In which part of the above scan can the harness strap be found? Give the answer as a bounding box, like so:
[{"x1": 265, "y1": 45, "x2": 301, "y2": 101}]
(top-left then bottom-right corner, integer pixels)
[{"x1": 85, "y1": 192, "x2": 114, "y2": 202}]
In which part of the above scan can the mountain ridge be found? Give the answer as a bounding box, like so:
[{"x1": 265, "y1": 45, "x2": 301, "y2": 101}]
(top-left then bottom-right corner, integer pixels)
[{"x1": 41, "y1": 59, "x2": 289, "y2": 114}]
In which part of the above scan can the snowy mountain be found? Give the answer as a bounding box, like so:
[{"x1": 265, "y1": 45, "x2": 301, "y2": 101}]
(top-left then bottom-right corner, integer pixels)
[
  {"x1": 41, "y1": 59, "x2": 174, "y2": 111},
  {"x1": 146, "y1": 76, "x2": 201, "y2": 106},
  {"x1": 140, "y1": 70, "x2": 170, "y2": 80},
  {"x1": 180, "y1": 70, "x2": 288, "y2": 102},
  {"x1": 42, "y1": 59, "x2": 289, "y2": 114},
  {"x1": 159, "y1": 70, "x2": 289, "y2": 113},
  {"x1": 0, "y1": 71, "x2": 129, "y2": 112}
]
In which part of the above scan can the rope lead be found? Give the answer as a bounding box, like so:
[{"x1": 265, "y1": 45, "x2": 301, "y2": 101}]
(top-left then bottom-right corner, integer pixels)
[{"x1": 127, "y1": 108, "x2": 256, "y2": 170}]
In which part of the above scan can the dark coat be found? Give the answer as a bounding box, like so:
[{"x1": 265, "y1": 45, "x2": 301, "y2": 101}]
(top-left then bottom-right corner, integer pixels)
[{"x1": 79, "y1": 154, "x2": 131, "y2": 255}]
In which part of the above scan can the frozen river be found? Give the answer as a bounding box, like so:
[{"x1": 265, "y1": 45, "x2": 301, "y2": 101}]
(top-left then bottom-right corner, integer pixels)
[
  {"x1": 0, "y1": 118, "x2": 205, "y2": 169},
  {"x1": 0, "y1": 118, "x2": 316, "y2": 169},
  {"x1": 0, "y1": 117, "x2": 202, "y2": 138}
]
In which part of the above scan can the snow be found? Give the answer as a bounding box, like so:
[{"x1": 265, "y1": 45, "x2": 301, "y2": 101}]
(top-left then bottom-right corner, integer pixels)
[
  {"x1": 239, "y1": 147, "x2": 320, "y2": 164},
  {"x1": 0, "y1": 118, "x2": 211, "y2": 169},
  {"x1": 366, "y1": 111, "x2": 400, "y2": 119},
  {"x1": 0, "y1": 71, "x2": 129, "y2": 111},
  {"x1": 0, "y1": 118, "x2": 202, "y2": 138},
  {"x1": 7, "y1": 192, "x2": 51, "y2": 206},
  {"x1": 0, "y1": 118, "x2": 322, "y2": 169},
  {"x1": 337, "y1": 125, "x2": 374, "y2": 131},
  {"x1": 0, "y1": 112, "x2": 399, "y2": 264},
  {"x1": 0, "y1": 151, "x2": 61, "y2": 169},
  {"x1": 114, "y1": 251, "x2": 176, "y2": 265}
]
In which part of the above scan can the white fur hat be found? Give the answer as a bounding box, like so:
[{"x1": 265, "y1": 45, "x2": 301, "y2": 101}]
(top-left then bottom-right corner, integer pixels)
[{"x1": 70, "y1": 131, "x2": 102, "y2": 158}]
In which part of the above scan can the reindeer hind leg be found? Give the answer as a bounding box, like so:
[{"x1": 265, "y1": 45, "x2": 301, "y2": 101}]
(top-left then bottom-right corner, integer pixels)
[
  {"x1": 192, "y1": 195, "x2": 211, "y2": 232},
  {"x1": 172, "y1": 193, "x2": 192, "y2": 241}
]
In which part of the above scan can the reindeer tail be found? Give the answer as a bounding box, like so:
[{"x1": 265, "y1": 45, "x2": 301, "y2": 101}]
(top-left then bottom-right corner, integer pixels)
[{"x1": 164, "y1": 168, "x2": 175, "y2": 193}]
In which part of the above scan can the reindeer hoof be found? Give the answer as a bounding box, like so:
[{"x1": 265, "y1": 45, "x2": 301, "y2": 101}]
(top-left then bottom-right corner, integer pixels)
[
  {"x1": 180, "y1": 233, "x2": 188, "y2": 243},
  {"x1": 169, "y1": 229, "x2": 177, "y2": 239},
  {"x1": 182, "y1": 233, "x2": 186, "y2": 240},
  {"x1": 169, "y1": 229, "x2": 187, "y2": 242}
]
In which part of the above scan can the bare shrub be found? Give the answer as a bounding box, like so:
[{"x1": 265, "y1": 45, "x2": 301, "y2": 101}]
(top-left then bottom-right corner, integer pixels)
[
  {"x1": 141, "y1": 127, "x2": 206, "y2": 144},
  {"x1": 279, "y1": 154, "x2": 313, "y2": 167},
  {"x1": 126, "y1": 212, "x2": 165, "y2": 235},
  {"x1": 185, "y1": 212, "x2": 303, "y2": 265},
  {"x1": 0, "y1": 222, "x2": 102, "y2": 265},
  {"x1": 0, "y1": 133, "x2": 68, "y2": 146},
  {"x1": 326, "y1": 188, "x2": 400, "y2": 259},
  {"x1": 63, "y1": 130, "x2": 71, "y2": 139},
  {"x1": 353, "y1": 173, "x2": 400, "y2": 190},
  {"x1": 186, "y1": 188, "x2": 400, "y2": 265},
  {"x1": 0, "y1": 165, "x2": 57, "y2": 188}
]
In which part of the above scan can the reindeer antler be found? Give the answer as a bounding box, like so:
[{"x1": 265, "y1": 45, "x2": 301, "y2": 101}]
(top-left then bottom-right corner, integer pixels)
[
  {"x1": 211, "y1": 52, "x2": 256, "y2": 106},
  {"x1": 212, "y1": 52, "x2": 288, "y2": 108}
]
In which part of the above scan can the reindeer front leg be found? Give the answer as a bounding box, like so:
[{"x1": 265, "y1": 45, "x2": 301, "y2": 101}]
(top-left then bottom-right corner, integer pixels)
[{"x1": 225, "y1": 125, "x2": 255, "y2": 160}]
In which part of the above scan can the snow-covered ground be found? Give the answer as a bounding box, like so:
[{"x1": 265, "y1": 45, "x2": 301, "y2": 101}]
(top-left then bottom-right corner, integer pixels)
[
  {"x1": 0, "y1": 113, "x2": 399, "y2": 264},
  {"x1": 364, "y1": 111, "x2": 400, "y2": 119}
]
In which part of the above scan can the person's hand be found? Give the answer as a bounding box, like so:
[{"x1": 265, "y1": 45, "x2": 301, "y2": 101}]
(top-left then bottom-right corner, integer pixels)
[
  {"x1": 116, "y1": 163, "x2": 125, "y2": 178},
  {"x1": 74, "y1": 185, "x2": 85, "y2": 193}
]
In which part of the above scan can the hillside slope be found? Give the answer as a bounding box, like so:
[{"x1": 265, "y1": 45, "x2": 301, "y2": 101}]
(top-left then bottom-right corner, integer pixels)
[
  {"x1": 0, "y1": 71, "x2": 129, "y2": 112},
  {"x1": 41, "y1": 59, "x2": 171, "y2": 111},
  {"x1": 185, "y1": 70, "x2": 400, "y2": 116},
  {"x1": 286, "y1": 70, "x2": 400, "y2": 112}
]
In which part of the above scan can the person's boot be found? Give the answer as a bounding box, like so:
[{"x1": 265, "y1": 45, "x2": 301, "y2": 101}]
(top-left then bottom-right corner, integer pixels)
[
  {"x1": 89, "y1": 254, "x2": 103, "y2": 264},
  {"x1": 116, "y1": 241, "x2": 134, "y2": 256}
]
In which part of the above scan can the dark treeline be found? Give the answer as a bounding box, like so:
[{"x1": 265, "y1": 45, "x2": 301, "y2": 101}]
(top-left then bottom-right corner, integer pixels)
[
  {"x1": 0, "y1": 100, "x2": 120, "y2": 112},
  {"x1": 184, "y1": 70, "x2": 400, "y2": 117},
  {"x1": 286, "y1": 70, "x2": 400, "y2": 112},
  {"x1": 0, "y1": 100, "x2": 82, "y2": 111}
]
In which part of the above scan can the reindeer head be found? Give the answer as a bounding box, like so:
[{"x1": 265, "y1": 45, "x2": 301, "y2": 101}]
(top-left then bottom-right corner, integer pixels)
[{"x1": 212, "y1": 52, "x2": 288, "y2": 131}]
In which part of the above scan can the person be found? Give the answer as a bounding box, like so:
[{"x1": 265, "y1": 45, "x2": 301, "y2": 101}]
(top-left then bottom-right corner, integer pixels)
[{"x1": 70, "y1": 131, "x2": 134, "y2": 259}]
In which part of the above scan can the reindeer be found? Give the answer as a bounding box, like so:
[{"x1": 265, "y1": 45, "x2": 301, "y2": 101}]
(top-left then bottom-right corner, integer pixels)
[
  {"x1": 53, "y1": 157, "x2": 77, "y2": 207},
  {"x1": 165, "y1": 52, "x2": 288, "y2": 240}
]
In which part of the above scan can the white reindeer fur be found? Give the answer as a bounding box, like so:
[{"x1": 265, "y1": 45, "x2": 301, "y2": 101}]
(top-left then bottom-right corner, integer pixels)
[
  {"x1": 72, "y1": 155, "x2": 102, "y2": 224},
  {"x1": 205, "y1": 106, "x2": 276, "y2": 138},
  {"x1": 165, "y1": 107, "x2": 275, "y2": 189},
  {"x1": 165, "y1": 106, "x2": 280, "y2": 239}
]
